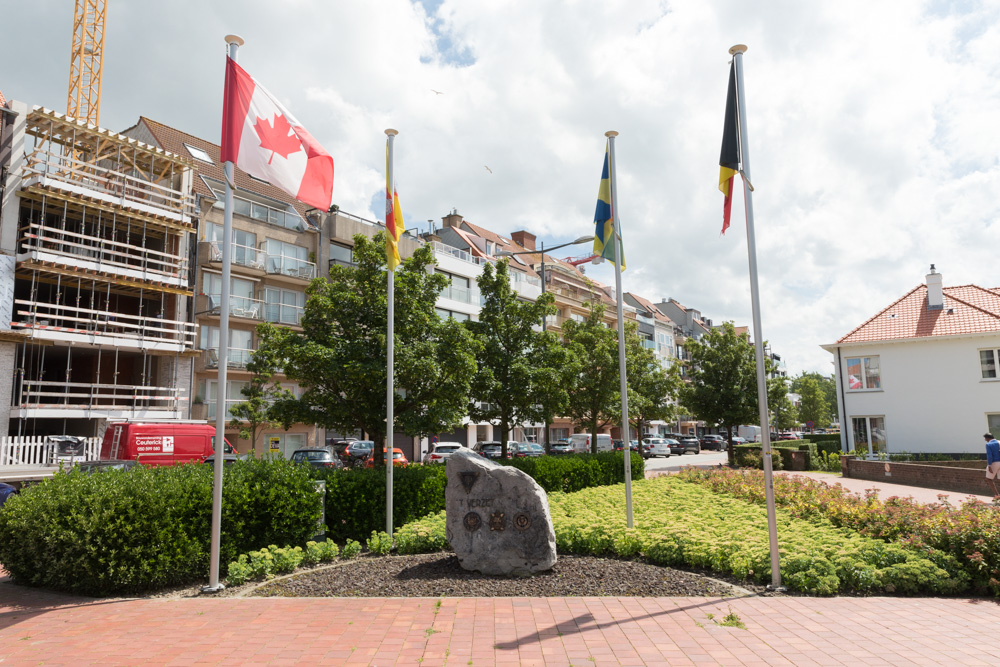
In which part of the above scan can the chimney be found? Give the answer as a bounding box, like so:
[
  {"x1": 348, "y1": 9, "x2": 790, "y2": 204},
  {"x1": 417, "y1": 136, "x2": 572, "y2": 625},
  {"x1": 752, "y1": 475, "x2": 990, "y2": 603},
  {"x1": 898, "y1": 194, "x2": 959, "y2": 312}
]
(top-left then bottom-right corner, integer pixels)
[
  {"x1": 442, "y1": 209, "x2": 463, "y2": 229},
  {"x1": 926, "y1": 264, "x2": 943, "y2": 310},
  {"x1": 511, "y1": 230, "x2": 536, "y2": 251}
]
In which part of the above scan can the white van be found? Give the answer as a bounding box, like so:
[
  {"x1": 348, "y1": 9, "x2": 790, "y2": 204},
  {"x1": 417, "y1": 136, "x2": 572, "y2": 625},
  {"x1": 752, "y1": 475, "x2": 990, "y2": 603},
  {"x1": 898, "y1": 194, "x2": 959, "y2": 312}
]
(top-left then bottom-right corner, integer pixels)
[{"x1": 568, "y1": 433, "x2": 613, "y2": 454}]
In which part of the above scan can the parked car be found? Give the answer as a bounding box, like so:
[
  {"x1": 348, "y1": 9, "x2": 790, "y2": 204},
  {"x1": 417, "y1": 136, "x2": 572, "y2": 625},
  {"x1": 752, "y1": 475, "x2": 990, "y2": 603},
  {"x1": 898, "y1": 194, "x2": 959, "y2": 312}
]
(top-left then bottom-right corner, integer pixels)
[
  {"x1": 731, "y1": 436, "x2": 748, "y2": 445},
  {"x1": 291, "y1": 448, "x2": 343, "y2": 470},
  {"x1": 549, "y1": 440, "x2": 573, "y2": 455},
  {"x1": 614, "y1": 440, "x2": 641, "y2": 453},
  {"x1": 424, "y1": 442, "x2": 464, "y2": 463},
  {"x1": 477, "y1": 442, "x2": 506, "y2": 459},
  {"x1": 700, "y1": 434, "x2": 726, "y2": 451},
  {"x1": 329, "y1": 438, "x2": 357, "y2": 459},
  {"x1": 99, "y1": 422, "x2": 233, "y2": 466},
  {"x1": 364, "y1": 448, "x2": 408, "y2": 467},
  {"x1": 642, "y1": 438, "x2": 672, "y2": 458},
  {"x1": 513, "y1": 442, "x2": 544, "y2": 458},
  {"x1": 668, "y1": 435, "x2": 700, "y2": 455},
  {"x1": 0, "y1": 483, "x2": 17, "y2": 509},
  {"x1": 341, "y1": 440, "x2": 374, "y2": 464},
  {"x1": 776, "y1": 432, "x2": 801, "y2": 441},
  {"x1": 74, "y1": 460, "x2": 140, "y2": 474},
  {"x1": 202, "y1": 454, "x2": 241, "y2": 467}
]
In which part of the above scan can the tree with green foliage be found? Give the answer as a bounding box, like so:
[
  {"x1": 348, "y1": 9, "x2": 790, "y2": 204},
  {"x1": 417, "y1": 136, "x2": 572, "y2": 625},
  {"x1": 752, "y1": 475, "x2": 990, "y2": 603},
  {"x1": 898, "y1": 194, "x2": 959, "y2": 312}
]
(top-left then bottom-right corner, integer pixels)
[
  {"x1": 791, "y1": 372, "x2": 837, "y2": 425},
  {"x1": 680, "y1": 322, "x2": 771, "y2": 465},
  {"x1": 258, "y1": 232, "x2": 479, "y2": 464},
  {"x1": 795, "y1": 375, "x2": 830, "y2": 429},
  {"x1": 768, "y1": 376, "x2": 798, "y2": 432},
  {"x1": 625, "y1": 328, "x2": 683, "y2": 441},
  {"x1": 465, "y1": 260, "x2": 566, "y2": 459},
  {"x1": 228, "y1": 339, "x2": 294, "y2": 457},
  {"x1": 561, "y1": 301, "x2": 620, "y2": 453}
]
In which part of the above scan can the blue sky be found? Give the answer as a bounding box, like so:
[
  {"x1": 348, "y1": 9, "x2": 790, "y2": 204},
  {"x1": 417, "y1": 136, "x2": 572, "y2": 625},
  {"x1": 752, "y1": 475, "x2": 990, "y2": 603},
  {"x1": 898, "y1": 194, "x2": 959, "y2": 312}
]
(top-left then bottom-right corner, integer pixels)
[{"x1": 3, "y1": 0, "x2": 1000, "y2": 376}]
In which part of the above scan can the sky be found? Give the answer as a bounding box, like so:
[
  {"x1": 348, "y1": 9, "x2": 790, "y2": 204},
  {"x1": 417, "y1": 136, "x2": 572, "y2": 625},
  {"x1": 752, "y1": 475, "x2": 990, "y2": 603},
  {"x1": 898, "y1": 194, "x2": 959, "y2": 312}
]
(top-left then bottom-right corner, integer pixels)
[{"x1": 3, "y1": 0, "x2": 1000, "y2": 377}]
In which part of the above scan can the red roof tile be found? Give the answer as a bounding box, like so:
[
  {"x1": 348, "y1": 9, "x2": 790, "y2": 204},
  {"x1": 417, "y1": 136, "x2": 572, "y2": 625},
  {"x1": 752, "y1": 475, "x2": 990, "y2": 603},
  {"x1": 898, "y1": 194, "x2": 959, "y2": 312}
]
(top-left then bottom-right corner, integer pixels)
[{"x1": 837, "y1": 284, "x2": 1000, "y2": 343}]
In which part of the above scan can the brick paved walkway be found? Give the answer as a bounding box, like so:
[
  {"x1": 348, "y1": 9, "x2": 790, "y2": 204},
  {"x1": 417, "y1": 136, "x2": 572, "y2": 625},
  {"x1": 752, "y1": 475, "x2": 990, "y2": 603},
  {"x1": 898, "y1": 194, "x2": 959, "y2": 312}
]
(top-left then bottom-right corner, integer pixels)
[{"x1": 3, "y1": 581, "x2": 1000, "y2": 666}]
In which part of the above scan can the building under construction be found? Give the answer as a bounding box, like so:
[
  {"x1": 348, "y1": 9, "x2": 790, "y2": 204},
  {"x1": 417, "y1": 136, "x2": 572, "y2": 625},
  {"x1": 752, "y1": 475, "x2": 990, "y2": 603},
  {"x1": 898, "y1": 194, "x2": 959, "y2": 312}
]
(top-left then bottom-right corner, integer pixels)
[{"x1": 0, "y1": 101, "x2": 196, "y2": 437}]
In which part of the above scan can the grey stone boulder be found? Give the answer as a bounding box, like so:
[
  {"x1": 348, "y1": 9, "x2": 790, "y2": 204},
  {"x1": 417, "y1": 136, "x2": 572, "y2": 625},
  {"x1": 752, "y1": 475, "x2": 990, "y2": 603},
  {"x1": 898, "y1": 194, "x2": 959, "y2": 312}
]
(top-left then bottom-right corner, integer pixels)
[{"x1": 445, "y1": 448, "x2": 557, "y2": 576}]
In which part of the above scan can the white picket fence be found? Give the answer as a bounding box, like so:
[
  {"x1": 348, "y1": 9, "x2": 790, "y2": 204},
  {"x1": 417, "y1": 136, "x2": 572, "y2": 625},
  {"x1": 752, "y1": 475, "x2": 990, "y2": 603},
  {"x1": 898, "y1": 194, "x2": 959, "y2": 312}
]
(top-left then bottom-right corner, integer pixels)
[{"x1": 0, "y1": 436, "x2": 102, "y2": 467}]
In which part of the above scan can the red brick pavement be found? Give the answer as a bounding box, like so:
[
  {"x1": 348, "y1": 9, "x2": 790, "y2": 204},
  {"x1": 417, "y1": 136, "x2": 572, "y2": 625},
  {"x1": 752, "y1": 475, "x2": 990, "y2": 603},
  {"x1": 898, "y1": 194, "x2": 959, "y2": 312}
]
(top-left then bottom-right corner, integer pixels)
[{"x1": 3, "y1": 582, "x2": 1000, "y2": 666}]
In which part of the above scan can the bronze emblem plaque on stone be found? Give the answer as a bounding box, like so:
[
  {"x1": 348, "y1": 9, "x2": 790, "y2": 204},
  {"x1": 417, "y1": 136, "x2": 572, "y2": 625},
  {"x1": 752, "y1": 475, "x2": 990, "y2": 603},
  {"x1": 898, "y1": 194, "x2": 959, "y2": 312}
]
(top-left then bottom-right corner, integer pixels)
[
  {"x1": 463, "y1": 512, "x2": 482, "y2": 532},
  {"x1": 513, "y1": 512, "x2": 531, "y2": 531},
  {"x1": 489, "y1": 511, "x2": 505, "y2": 531}
]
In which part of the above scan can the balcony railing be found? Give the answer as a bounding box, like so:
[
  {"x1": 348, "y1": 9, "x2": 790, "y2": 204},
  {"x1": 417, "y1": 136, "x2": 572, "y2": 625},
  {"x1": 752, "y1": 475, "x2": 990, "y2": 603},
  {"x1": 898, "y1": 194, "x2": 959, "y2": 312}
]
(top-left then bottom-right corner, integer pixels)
[
  {"x1": 265, "y1": 254, "x2": 316, "y2": 280},
  {"x1": 440, "y1": 283, "x2": 479, "y2": 305},
  {"x1": 232, "y1": 197, "x2": 305, "y2": 231},
  {"x1": 207, "y1": 398, "x2": 243, "y2": 421},
  {"x1": 20, "y1": 222, "x2": 187, "y2": 286},
  {"x1": 205, "y1": 347, "x2": 254, "y2": 369},
  {"x1": 432, "y1": 241, "x2": 487, "y2": 266},
  {"x1": 209, "y1": 241, "x2": 266, "y2": 270},
  {"x1": 264, "y1": 302, "x2": 304, "y2": 326},
  {"x1": 637, "y1": 314, "x2": 655, "y2": 326},
  {"x1": 23, "y1": 146, "x2": 196, "y2": 223},
  {"x1": 12, "y1": 299, "x2": 196, "y2": 349},
  {"x1": 204, "y1": 295, "x2": 265, "y2": 320},
  {"x1": 17, "y1": 380, "x2": 185, "y2": 411}
]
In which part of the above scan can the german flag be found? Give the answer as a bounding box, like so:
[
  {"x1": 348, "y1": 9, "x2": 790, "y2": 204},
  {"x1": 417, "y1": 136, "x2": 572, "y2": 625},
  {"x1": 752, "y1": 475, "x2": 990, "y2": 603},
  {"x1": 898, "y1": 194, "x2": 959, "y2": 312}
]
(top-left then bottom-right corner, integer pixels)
[{"x1": 719, "y1": 61, "x2": 740, "y2": 235}]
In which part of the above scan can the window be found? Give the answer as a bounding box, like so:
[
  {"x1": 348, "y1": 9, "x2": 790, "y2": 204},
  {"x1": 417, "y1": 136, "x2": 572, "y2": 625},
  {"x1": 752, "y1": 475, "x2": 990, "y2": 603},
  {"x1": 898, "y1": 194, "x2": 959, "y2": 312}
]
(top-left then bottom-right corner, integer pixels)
[
  {"x1": 329, "y1": 243, "x2": 353, "y2": 267},
  {"x1": 550, "y1": 428, "x2": 569, "y2": 441},
  {"x1": 981, "y1": 349, "x2": 999, "y2": 379},
  {"x1": 206, "y1": 380, "x2": 249, "y2": 421},
  {"x1": 845, "y1": 356, "x2": 881, "y2": 390},
  {"x1": 436, "y1": 270, "x2": 472, "y2": 303},
  {"x1": 570, "y1": 313, "x2": 585, "y2": 323},
  {"x1": 199, "y1": 325, "x2": 252, "y2": 351},
  {"x1": 265, "y1": 433, "x2": 307, "y2": 459},
  {"x1": 207, "y1": 223, "x2": 256, "y2": 249},
  {"x1": 263, "y1": 288, "x2": 305, "y2": 325},
  {"x1": 184, "y1": 143, "x2": 213, "y2": 164},
  {"x1": 435, "y1": 307, "x2": 470, "y2": 322},
  {"x1": 852, "y1": 416, "x2": 886, "y2": 456},
  {"x1": 263, "y1": 239, "x2": 312, "y2": 277}
]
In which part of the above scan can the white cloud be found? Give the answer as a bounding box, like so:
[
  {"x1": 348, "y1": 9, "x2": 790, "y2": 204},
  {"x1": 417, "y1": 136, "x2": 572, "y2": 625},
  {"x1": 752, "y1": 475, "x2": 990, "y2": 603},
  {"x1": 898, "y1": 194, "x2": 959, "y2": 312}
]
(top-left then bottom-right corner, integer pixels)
[{"x1": 3, "y1": 0, "x2": 1000, "y2": 376}]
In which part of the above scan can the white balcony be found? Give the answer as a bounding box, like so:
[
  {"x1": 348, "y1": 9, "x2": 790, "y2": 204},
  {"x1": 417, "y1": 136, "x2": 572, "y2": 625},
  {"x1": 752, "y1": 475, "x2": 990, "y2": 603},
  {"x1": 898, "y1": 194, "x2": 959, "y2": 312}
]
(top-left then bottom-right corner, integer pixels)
[
  {"x1": 205, "y1": 347, "x2": 255, "y2": 369},
  {"x1": 264, "y1": 254, "x2": 317, "y2": 280},
  {"x1": 209, "y1": 241, "x2": 266, "y2": 271},
  {"x1": 14, "y1": 380, "x2": 185, "y2": 419},
  {"x1": 264, "y1": 302, "x2": 304, "y2": 326},
  {"x1": 204, "y1": 295, "x2": 265, "y2": 320}
]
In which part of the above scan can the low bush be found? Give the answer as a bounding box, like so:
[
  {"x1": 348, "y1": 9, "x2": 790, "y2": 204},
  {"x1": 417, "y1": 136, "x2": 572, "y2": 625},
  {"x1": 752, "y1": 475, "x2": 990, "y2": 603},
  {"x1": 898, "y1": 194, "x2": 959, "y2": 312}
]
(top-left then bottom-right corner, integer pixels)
[
  {"x1": 679, "y1": 467, "x2": 1000, "y2": 595},
  {"x1": 316, "y1": 452, "x2": 643, "y2": 542},
  {"x1": 0, "y1": 459, "x2": 322, "y2": 596},
  {"x1": 226, "y1": 538, "x2": 340, "y2": 586},
  {"x1": 395, "y1": 477, "x2": 965, "y2": 596},
  {"x1": 498, "y1": 451, "x2": 644, "y2": 493},
  {"x1": 734, "y1": 444, "x2": 784, "y2": 470}
]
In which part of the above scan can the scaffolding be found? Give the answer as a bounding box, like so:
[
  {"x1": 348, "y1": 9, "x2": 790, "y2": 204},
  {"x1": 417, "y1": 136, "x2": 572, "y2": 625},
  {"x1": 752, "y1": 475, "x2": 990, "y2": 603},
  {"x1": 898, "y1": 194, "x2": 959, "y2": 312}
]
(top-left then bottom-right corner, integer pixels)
[{"x1": 8, "y1": 108, "x2": 196, "y2": 436}]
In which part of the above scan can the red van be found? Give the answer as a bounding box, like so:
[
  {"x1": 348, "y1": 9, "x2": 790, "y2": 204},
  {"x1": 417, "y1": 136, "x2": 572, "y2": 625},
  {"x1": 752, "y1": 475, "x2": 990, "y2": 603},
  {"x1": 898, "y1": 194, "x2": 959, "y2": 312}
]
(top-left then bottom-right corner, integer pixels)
[{"x1": 99, "y1": 421, "x2": 233, "y2": 467}]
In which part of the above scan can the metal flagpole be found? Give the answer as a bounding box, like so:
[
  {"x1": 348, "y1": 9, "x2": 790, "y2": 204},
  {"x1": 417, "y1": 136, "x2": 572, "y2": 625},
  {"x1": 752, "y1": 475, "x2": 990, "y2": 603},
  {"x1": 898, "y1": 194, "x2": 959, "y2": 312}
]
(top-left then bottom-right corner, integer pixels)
[
  {"x1": 606, "y1": 131, "x2": 633, "y2": 529},
  {"x1": 730, "y1": 44, "x2": 782, "y2": 590},
  {"x1": 385, "y1": 128, "x2": 397, "y2": 538},
  {"x1": 204, "y1": 33, "x2": 244, "y2": 593}
]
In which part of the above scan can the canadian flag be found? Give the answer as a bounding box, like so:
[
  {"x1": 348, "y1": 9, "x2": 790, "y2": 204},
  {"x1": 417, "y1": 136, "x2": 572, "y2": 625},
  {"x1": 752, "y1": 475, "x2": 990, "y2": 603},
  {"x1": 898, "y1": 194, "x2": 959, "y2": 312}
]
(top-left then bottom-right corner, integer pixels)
[{"x1": 221, "y1": 56, "x2": 334, "y2": 211}]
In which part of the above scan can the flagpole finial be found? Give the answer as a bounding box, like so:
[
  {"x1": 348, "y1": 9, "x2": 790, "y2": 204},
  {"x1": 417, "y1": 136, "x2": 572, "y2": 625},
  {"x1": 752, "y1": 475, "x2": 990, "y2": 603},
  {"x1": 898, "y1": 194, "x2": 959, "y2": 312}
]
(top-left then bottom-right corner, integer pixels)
[
  {"x1": 729, "y1": 44, "x2": 747, "y2": 55},
  {"x1": 385, "y1": 129, "x2": 398, "y2": 137},
  {"x1": 605, "y1": 131, "x2": 619, "y2": 138},
  {"x1": 225, "y1": 35, "x2": 245, "y2": 47}
]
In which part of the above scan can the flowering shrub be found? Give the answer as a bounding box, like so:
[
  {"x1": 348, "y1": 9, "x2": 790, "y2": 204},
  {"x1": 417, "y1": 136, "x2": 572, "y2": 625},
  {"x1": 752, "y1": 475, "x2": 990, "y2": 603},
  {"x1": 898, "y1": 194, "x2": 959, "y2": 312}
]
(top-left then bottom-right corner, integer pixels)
[
  {"x1": 394, "y1": 477, "x2": 965, "y2": 595},
  {"x1": 679, "y1": 468, "x2": 1000, "y2": 595}
]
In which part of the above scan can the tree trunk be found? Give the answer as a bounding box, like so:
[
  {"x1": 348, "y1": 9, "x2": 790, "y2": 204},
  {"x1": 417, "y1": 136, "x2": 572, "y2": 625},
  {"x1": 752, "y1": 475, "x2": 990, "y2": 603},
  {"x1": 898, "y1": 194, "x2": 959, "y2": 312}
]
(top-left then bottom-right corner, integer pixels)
[
  {"x1": 500, "y1": 418, "x2": 509, "y2": 460},
  {"x1": 591, "y1": 420, "x2": 599, "y2": 455}
]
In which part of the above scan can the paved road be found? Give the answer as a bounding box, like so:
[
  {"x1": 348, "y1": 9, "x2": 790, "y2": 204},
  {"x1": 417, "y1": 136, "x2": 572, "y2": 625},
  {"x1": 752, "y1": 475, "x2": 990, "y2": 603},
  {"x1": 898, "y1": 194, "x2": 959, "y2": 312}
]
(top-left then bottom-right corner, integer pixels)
[{"x1": 642, "y1": 449, "x2": 727, "y2": 475}]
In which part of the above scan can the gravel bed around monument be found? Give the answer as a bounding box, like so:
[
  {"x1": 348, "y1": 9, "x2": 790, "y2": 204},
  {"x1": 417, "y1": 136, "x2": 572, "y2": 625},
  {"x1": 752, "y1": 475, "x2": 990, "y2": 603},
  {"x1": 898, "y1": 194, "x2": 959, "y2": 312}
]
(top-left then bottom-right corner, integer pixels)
[{"x1": 250, "y1": 552, "x2": 763, "y2": 598}]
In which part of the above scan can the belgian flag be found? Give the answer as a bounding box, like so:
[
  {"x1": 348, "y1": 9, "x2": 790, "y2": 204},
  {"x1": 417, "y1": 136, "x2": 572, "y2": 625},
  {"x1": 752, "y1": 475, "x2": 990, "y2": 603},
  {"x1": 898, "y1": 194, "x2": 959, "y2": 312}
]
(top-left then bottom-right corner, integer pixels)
[{"x1": 718, "y1": 61, "x2": 740, "y2": 235}]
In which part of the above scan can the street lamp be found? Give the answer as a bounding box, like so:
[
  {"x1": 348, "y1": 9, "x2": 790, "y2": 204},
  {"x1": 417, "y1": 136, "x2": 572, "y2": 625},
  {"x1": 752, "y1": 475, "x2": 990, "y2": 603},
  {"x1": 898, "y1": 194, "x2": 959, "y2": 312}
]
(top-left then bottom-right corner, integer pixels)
[{"x1": 496, "y1": 234, "x2": 593, "y2": 450}]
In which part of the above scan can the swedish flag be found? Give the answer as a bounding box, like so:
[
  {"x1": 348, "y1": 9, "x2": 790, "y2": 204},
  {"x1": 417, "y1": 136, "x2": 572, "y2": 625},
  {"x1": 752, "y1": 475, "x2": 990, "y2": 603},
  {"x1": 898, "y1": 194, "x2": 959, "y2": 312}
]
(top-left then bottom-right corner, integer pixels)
[{"x1": 593, "y1": 143, "x2": 624, "y2": 270}]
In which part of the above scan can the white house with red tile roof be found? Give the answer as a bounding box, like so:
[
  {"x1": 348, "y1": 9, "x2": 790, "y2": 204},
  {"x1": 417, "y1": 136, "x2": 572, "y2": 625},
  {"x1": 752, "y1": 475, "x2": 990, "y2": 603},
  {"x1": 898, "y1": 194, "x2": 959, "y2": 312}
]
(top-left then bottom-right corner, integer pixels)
[{"x1": 821, "y1": 266, "x2": 1000, "y2": 456}]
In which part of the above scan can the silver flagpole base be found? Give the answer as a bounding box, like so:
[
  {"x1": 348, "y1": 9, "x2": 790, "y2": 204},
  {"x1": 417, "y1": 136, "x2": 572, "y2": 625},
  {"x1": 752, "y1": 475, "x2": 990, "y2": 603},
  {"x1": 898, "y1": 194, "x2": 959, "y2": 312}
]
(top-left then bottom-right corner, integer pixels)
[
  {"x1": 766, "y1": 584, "x2": 787, "y2": 592},
  {"x1": 201, "y1": 583, "x2": 226, "y2": 593}
]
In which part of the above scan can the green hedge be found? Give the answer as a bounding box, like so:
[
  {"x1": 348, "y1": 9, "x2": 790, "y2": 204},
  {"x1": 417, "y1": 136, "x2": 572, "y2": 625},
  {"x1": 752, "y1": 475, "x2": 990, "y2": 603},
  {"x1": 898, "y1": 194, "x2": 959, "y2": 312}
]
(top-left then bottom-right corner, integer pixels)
[
  {"x1": 0, "y1": 459, "x2": 321, "y2": 596},
  {"x1": 316, "y1": 452, "x2": 644, "y2": 543}
]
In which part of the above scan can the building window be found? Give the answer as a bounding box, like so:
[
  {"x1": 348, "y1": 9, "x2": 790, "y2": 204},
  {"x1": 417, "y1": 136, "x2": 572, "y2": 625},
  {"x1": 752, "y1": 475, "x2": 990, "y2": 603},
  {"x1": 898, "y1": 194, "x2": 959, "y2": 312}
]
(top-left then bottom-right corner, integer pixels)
[
  {"x1": 845, "y1": 356, "x2": 881, "y2": 390},
  {"x1": 263, "y1": 288, "x2": 305, "y2": 325},
  {"x1": 436, "y1": 270, "x2": 472, "y2": 303},
  {"x1": 570, "y1": 313, "x2": 585, "y2": 323},
  {"x1": 852, "y1": 416, "x2": 886, "y2": 456},
  {"x1": 329, "y1": 243, "x2": 353, "y2": 267},
  {"x1": 988, "y1": 414, "x2": 1000, "y2": 439},
  {"x1": 435, "y1": 307, "x2": 470, "y2": 322},
  {"x1": 184, "y1": 143, "x2": 213, "y2": 164},
  {"x1": 206, "y1": 380, "x2": 249, "y2": 421},
  {"x1": 550, "y1": 428, "x2": 569, "y2": 441},
  {"x1": 980, "y1": 349, "x2": 999, "y2": 379}
]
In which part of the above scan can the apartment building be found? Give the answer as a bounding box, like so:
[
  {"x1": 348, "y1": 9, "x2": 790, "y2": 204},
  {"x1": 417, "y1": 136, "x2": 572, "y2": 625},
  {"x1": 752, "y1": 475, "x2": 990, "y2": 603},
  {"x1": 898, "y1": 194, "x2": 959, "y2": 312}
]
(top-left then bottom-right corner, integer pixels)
[
  {"x1": 122, "y1": 117, "x2": 321, "y2": 456},
  {"x1": 0, "y1": 104, "x2": 196, "y2": 437}
]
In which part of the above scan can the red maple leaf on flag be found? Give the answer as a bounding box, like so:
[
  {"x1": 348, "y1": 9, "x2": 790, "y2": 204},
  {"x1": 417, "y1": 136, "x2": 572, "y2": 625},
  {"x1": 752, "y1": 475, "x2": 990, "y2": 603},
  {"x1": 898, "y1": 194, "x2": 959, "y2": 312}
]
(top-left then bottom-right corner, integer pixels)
[{"x1": 253, "y1": 114, "x2": 302, "y2": 164}]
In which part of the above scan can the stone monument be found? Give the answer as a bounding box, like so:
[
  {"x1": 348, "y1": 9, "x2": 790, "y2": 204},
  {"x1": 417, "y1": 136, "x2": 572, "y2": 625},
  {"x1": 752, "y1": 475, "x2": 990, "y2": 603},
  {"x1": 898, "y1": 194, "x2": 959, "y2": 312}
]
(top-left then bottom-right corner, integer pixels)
[{"x1": 445, "y1": 448, "x2": 557, "y2": 575}]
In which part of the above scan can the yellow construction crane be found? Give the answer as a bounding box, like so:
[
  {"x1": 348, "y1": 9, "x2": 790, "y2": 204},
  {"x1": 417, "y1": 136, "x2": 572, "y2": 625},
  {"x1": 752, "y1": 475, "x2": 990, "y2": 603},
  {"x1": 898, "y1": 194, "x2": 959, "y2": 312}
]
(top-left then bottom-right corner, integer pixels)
[{"x1": 66, "y1": 0, "x2": 108, "y2": 126}]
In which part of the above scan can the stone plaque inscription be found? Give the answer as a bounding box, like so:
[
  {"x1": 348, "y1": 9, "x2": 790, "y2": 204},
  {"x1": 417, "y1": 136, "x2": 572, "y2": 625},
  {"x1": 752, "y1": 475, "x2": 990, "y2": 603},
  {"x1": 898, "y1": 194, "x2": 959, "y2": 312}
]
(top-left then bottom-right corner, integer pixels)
[
  {"x1": 513, "y1": 512, "x2": 531, "y2": 531},
  {"x1": 489, "y1": 511, "x2": 505, "y2": 531}
]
